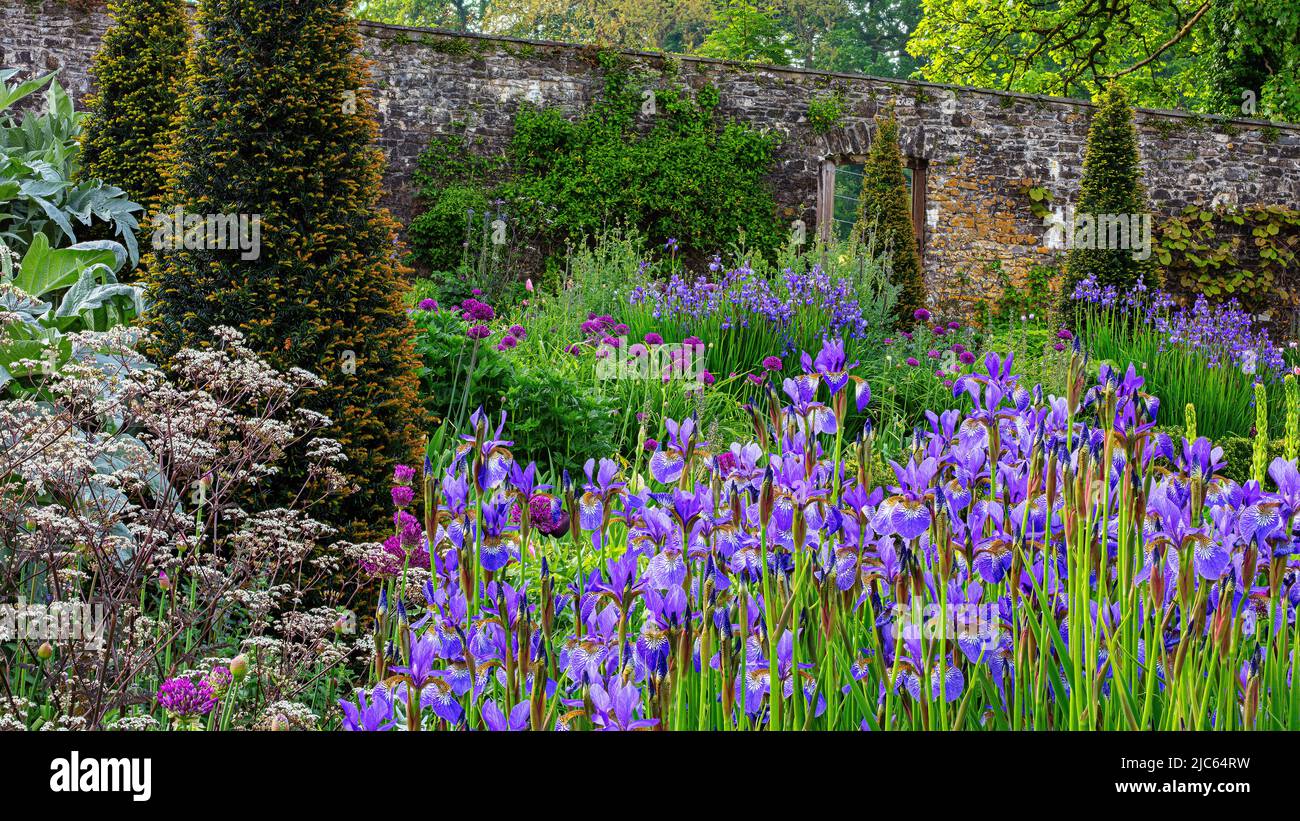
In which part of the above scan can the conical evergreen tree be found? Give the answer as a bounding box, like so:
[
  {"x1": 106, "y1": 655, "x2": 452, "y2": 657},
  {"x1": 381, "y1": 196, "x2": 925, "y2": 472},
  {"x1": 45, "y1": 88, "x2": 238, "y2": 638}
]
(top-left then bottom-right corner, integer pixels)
[
  {"x1": 1061, "y1": 82, "x2": 1155, "y2": 318},
  {"x1": 852, "y1": 108, "x2": 925, "y2": 324},
  {"x1": 146, "y1": 0, "x2": 425, "y2": 536},
  {"x1": 81, "y1": 0, "x2": 190, "y2": 211}
]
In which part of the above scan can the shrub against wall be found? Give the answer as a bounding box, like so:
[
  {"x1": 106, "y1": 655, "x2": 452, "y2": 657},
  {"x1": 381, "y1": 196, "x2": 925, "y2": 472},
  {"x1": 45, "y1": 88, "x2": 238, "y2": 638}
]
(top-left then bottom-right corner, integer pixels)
[
  {"x1": 80, "y1": 0, "x2": 190, "y2": 211},
  {"x1": 1061, "y1": 82, "x2": 1155, "y2": 318},
  {"x1": 851, "y1": 108, "x2": 925, "y2": 324},
  {"x1": 145, "y1": 0, "x2": 425, "y2": 536}
]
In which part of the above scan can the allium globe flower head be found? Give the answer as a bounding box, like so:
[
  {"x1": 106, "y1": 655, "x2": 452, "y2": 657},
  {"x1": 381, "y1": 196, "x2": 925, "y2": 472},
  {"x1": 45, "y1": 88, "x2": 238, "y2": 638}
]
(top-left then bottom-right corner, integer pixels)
[
  {"x1": 683, "y1": 335, "x2": 704, "y2": 348},
  {"x1": 614, "y1": 323, "x2": 630, "y2": 336},
  {"x1": 700, "y1": 370, "x2": 716, "y2": 386},
  {"x1": 394, "y1": 464, "x2": 416, "y2": 486},
  {"x1": 914, "y1": 308, "x2": 931, "y2": 322},
  {"x1": 157, "y1": 676, "x2": 217, "y2": 725},
  {"x1": 391, "y1": 485, "x2": 415, "y2": 509},
  {"x1": 467, "y1": 324, "x2": 491, "y2": 340},
  {"x1": 762, "y1": 355, "x2": 783, "y2": 371},
  {"x1": 417, "y1": 298, "x2": 438, "y2": 311},
  {"x1": 959, "y1": 350, "x2": 977, "y2": 365},
  {"x1": 509, "y1": 324, "x2": 526, "y2": 339},
  {"x1": 947, "y1": 321, "x2": 960, "y2": 330},
  {"x1": 497, "y1": 335, "x2": 518, "y2": 351},
  {"x1": 644, "y1": 332, "x2": 664, "y2": 346},
  {"x1": 1057, "y1": 327, "x2": 1074, "y2": 341},
  {"x1": 906, "y1": 357, "x2": 920, "y2": 367}
]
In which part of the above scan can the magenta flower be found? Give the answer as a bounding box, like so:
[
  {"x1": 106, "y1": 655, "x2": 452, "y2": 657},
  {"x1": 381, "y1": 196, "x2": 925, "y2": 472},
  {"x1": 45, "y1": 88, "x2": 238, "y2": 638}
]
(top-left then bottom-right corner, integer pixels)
[
  {"x1": 701, "y1": 370, "x2": 716, "y2": 386},
  {"x1": 959, "y1": 350, "x2": 977, "y2": 364},
  {"x1": 157, "y1": 677, "x2": 217, "y2": 718},
  {"x1": 906, "y1": 357, "x2": 920, "y2": 367},
  {"x1": 509, "y1": 324, "x2": 526, "y2": 338},
  {"x1": 497, "y1": 335, "x2": 518, "y2": 351},
  {"x1": 468, "y1": 324, "x2": 491, "y2": 340},
  {"x1": 644, "y1": 438, "x2": 659, "y2": 451},
  {"x1": 417, "y1": 298, "x2": 438, "y2": 311},
  {"x1": 392, "y1": 485, "x2": 415, "y2": 508},
  {"x1": 761, "y1": 356, "x2": 782, "y2": 371},
  {"x1": 394, "y1": 464, "x2": 416, "y2": 485},
  {"x1": 644, "y1": 332, "x2": 664, "y2": 345},
  {"x1": 914, "y1": 308, "x2": 931, "y2": 322}
]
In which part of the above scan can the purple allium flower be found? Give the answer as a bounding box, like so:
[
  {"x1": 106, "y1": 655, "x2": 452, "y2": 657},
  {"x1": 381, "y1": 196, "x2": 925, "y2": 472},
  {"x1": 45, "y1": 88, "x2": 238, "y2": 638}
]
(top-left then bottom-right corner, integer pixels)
[
  {"x1": 498, "y1": 335, "x2": 518, "y2": 350},
  {"x1": 644, "y1": 438, "x2": 659, "y2": 451},
  {"x1": 947, "y1": 321, "x2": 960, "y2": 330},
  {"x1": 883, "y1": 338, "x2": 893, "y2": 345},
  {"x1": 644, "y1": 332, "x2": 664, "y2": 346},
  {"x1": 1057, "y1": 328, "x2": 1074, "y2": 340},
  {"x1": 959, "y1": 350, "x2": 977, "y2": 365},
  {"x1": 914, "y1": 308, "x2": 931, "y2": 322},
  {"x1": 467, "y1": 324, "x2": 491, "y2": 340},
  {"x1": 394, "y1": 464, "x2": 416, "y2": 485},
  {"x1": 932, "y1": 325, "x2": 946, "y2": 336},
  {"x1": 614, "y1": 323, "x2": 630, "y2": 336},
  {"x1": 700, "y1": 370, "x2": 716, "y2": 386},
  {"x1": 906, "y1": 357, "x2": 920, "y2": 367},
  {"x1": 472, "y1": 288, "x2": 482, "y2": 295},
  {"x1": 683, "y1": 335, "x2": 704, "y2": 347},
  {"x1": 417, "y1": 298, "x2": 438, "y2": 311},
  {"x1": 1053, "y1": 342, "x2": 1065, "y2": 351},
  {"x1": 927, "y1": 349, "x2": 940, "y2": 359},
  {"x1": 509, "y1": 324, "x2": 526, "y2": 338},
  {"x1": 391, "y1": 485, "x2": 415, "y2": 508},
  {"x1": 157, "y1": 677, "x2": 217, "y2": 718},
  {"x1": 952, "y1": 343, "x2": 965, "y2": 354},
  {"x1": 762, "y1": 356, "x2": 782, "y2": 371}
]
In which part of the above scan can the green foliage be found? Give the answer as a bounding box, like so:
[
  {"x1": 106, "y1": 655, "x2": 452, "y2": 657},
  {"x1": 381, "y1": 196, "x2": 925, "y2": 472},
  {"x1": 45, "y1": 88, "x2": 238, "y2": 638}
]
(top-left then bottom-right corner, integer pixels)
[
  {"x1": 0, "y1": 233, "x2": 141, "y2": 396},
  {"x1": 851, "y1": 109, "x2": 924, "y2": 324},
  {"x1": 1154, "y1": 203, "x2": 1300, "y2": 312},
  {"x1": 806, "y1": 89, "x2": 847, "y2": 134},
  {"x1": 410, "y1": 304, "x2": 512, "y2": 426},
  {"x1": 698, "y1": 0, "x2": 790, "y2": 64},
  {"x1": 144, "y1": 0, "x2": 426, "y2": 537},
  {"x1": 503, "y1": 364, "x2": 620, "y2": 476},
  {"x1": 407, "y1": 184, "x2": 490, "y2": 273},
  {"x1": 498, "y1": 69, "x2": 785, "y2": 265},
  {"x1": 1208, "y1": 0, "x2": 1300, "y2": 123},
  {"x1": 1216, "y1": 435, "x2": 1286, "y2": 483},
  {"x1": 0, "y1": 70, "x2": 144, "y2": 264},
  {"x1": 81, "y1": 0, "x2": 190, "y2": 210},
  {"x1": 1061, "y1": 83, "x2": 1154, "y2": 320}
]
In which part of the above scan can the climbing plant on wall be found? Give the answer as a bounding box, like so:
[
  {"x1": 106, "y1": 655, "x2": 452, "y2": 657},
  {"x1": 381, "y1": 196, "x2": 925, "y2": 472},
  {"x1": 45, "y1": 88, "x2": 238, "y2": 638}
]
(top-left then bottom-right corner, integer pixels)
[{"x1": 1155, "y1": 203, "x2": 1300, "y2": 312}]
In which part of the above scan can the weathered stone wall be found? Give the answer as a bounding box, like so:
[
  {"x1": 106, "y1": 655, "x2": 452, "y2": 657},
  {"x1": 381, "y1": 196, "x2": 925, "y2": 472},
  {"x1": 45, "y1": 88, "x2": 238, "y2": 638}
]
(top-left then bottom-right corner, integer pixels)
[{"x1": 5, "y1": 0, "x2": 1300, "y2": 316}]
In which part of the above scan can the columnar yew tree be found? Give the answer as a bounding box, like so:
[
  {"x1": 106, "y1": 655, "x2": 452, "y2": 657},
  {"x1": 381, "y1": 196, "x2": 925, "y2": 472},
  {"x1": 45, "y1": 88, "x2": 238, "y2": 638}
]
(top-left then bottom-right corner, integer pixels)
[
  {"x1": 81, "y1": 0, "x2": 190, "y2": 210},
  {"x1": 852, "y1": 108, "x2": 925, "y2": 324},
  {"x1": 147, "y1": 0, "x2": 424, "y2": 535},
  {"x1": 1061, "y1": 82, "x2": 1155, "y2": 318}
]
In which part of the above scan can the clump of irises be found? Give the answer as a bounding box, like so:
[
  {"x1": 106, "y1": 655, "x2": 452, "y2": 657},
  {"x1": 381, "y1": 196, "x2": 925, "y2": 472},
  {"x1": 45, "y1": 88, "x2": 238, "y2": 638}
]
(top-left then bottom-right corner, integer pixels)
[
  {"x1": 1072, "y1": 272, "x2": 1293, "y2": 440},
  {"x1": 345, "y1": 338, "x2": 1300, "y2": 730}
]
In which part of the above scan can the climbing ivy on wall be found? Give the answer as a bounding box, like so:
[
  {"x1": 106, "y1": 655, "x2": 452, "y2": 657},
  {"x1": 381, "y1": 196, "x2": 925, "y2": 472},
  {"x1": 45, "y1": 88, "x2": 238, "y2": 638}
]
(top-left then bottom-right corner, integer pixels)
[
  {"x1": 407, "y1": 54, "x2": 786, "y2": 273},
  {"x1": 1155, "y1": 204, "x2": 1300, "y2": 312}
]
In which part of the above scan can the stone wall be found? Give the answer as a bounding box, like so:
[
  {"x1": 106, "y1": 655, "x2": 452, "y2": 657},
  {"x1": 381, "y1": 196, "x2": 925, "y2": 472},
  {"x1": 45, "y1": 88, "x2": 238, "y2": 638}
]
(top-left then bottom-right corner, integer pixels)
[{"x1": 5, "y1": 0, "x2": 1300, "y2": 316}]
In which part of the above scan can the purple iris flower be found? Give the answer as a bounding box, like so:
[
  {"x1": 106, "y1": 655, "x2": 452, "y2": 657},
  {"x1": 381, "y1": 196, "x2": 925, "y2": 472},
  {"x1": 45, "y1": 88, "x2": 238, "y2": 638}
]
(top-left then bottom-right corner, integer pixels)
[
  {"x1": 481, "y1": 699, "x2": 531, "y2": 731},
  {"x1": 339, "y1": 686, "x2": 398, "y2": 731}
]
